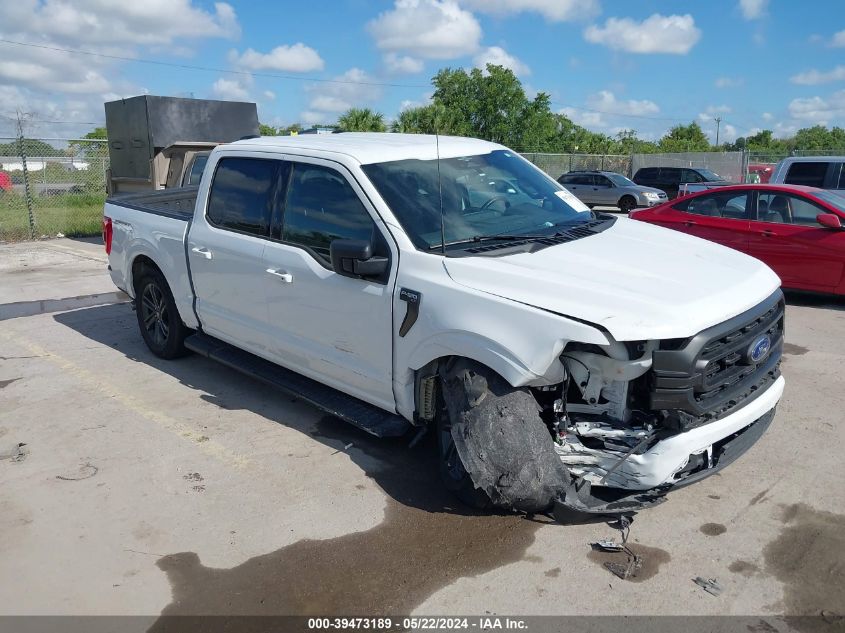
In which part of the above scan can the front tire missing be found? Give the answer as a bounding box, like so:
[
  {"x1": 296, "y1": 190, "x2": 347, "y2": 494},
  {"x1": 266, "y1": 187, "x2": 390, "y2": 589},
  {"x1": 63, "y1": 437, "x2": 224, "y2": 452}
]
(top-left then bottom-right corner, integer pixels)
[{"x1": 437, "y1": 359, "x2": 571, "y2": 513}]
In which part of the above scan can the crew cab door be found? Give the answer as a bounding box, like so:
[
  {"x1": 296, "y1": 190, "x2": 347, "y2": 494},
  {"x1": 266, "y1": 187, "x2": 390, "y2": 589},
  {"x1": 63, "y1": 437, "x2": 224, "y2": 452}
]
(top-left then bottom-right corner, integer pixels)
[
  {"x1": 187, "y1": 156, "x2": 284, "y2": 350},
  {"x1": 261, "y1": 157, "x2": 396, "y2": 410},
  {"x1": 659, "y1": 190, "x2": 752, "y2": 253},
  {"x1": 746, "y1": 190, "x2": 845, "y2": 292}
]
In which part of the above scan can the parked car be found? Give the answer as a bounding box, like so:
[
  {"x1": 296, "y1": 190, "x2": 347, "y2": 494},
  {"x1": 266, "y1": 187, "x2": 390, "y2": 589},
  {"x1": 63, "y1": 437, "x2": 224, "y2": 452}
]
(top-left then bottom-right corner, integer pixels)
[
  {"x1": 104, "y1": 133, "x2": 785, "y2": 519},
  {"x1": 770, "y1": 156, "x2": 845, "y2": 190},
  {"x1": 630, "y1": 184, "x2": 845, "y2": 296},
  {"x1": 0, "y1": 170, "x2": 11, "y2": 192},
  {"x1": 748, "y1": 163, "x2": 774, "y2": 184},
  {"x1": 633, "y1": 166, "x2": 729, "y2": 199},
  {"x1": 557, "y1": 170, "x2": 666, "y2": 212}
]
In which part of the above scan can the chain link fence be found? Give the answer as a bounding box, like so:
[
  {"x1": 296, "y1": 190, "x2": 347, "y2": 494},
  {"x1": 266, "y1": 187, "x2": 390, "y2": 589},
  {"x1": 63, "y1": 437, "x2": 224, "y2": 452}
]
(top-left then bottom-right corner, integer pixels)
[
  {"x1": 0, "y1": 138, "x2": 108, "y2": 242},
  {"x1": 630, "y1": 151, "x2": 747, "y2": 183},
  {"x1": 521, "y1": 153, "x2": 631, "y2": 180}
]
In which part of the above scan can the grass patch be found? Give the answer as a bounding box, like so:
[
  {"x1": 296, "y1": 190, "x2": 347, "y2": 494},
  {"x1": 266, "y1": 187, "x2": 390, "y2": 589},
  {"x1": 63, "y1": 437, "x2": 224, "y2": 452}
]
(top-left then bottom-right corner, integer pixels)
[{"x1": 0, "y1": 192, "x2": 105, "y2": 241}]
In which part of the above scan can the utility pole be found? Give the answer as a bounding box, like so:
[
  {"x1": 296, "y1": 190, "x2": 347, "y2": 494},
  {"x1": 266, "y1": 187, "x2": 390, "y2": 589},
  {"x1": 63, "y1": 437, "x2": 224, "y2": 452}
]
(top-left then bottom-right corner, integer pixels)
[
  {"x1": 16, "y1": 110, "x2": 36, "y2": 239},
  {"x1": 714, "y1": 116, "x2": 722, "y2": 147}
]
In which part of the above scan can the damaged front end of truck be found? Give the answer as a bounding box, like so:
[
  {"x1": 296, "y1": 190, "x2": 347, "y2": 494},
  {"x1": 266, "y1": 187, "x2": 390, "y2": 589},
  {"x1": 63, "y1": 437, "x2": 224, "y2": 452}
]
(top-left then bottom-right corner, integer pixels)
[{"x1": 437, "y1": 290, "x2": 785, "y2": 520}]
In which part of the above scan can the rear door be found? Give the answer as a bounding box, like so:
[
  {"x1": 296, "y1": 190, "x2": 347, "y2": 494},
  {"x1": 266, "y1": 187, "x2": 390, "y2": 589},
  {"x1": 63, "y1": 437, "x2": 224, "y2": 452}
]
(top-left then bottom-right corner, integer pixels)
[
  {"x1": 559, "y1": 174, "x2": 595, "y2": 204},
  {"x1": 188, "y1": 156, "x2": 284, "y2": 349},
  {"x1": 261, "y1": 157, "x2": 396, "y2": 409},
  {"x1": 592, "y1": 174, "x2": 617, "y2": 205},
  {"x1": 746, "y1": 190, "x2": 844, "y2": 291},
  {"x1": 657, "y1": 190, "x2": 753, "y2": 252}
]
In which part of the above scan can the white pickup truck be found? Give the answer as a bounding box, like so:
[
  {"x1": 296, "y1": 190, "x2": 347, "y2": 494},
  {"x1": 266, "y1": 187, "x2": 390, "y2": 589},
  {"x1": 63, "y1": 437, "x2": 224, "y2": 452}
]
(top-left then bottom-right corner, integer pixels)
[{"x1": 103, "y1": 133, "x2": 785, "y2": 518}]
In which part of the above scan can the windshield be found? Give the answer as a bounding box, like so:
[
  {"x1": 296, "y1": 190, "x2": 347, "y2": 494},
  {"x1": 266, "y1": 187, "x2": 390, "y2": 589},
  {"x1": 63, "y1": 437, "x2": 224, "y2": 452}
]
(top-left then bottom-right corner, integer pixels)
[
  {"x1": 362, "y1": 149, "x2": 592, "y2": 250},
  {"x1": 699, "y1": 169, "x2": 724, "y2": 182},
  {"x1": 606, "y1": 173, "x2": 635, "y2": 187},
  {"x1": 814, "y1": 190, "x2": 845, "y2": 213}
]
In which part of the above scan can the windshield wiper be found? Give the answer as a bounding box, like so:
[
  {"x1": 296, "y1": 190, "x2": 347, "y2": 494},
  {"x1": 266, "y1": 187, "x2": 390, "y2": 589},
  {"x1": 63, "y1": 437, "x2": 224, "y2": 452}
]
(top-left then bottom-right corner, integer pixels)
[{"x1": 432, "y1": 232, "x2": 560, "y2": 249}]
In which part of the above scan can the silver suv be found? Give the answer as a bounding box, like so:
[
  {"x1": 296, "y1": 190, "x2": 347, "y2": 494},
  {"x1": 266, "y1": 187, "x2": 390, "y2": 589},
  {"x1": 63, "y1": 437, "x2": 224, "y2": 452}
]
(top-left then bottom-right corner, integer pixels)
[{"x1": 558, "y1": 170, "x2": 667, "y2": 212}]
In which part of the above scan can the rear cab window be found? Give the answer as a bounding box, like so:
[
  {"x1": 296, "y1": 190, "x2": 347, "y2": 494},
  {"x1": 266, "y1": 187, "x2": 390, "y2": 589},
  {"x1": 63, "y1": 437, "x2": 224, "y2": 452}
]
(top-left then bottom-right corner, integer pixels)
[{"x1": 206, "y1": 157, "x2": 282, "y2": 236}]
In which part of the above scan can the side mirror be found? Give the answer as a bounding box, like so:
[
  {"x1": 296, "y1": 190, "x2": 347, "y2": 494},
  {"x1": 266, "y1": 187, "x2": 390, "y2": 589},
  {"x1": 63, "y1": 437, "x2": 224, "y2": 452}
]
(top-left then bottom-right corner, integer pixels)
[
  {"x1": 330, "y1": 239, "x2": 388, "y2": 279},
  {"x1": 817, "y1": 213, "x2": 843, "y2": 229}
]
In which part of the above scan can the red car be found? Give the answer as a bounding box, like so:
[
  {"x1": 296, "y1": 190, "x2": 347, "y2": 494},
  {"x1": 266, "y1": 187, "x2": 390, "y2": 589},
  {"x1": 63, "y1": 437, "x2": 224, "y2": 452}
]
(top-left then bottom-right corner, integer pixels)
[
  {"x1": 630, "y1": 184, "x2": 845, "y2": 296},
  {"x1": 0, "y1": 170, "x2": 12, "y2": 192}
]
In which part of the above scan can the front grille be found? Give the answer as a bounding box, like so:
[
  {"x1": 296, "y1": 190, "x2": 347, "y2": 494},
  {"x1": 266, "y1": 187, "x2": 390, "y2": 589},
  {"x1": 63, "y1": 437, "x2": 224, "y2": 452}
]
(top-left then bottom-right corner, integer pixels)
[{"x1": 649, "y1": 291, "x2": 784, "y2": 423}]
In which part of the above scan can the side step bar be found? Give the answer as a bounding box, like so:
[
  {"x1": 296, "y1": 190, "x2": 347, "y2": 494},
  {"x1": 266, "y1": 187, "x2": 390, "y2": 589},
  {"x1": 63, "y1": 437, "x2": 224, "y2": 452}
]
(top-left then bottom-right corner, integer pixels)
[{"x1": 184, "y1": 332, "x2": 412, "y2": 438}]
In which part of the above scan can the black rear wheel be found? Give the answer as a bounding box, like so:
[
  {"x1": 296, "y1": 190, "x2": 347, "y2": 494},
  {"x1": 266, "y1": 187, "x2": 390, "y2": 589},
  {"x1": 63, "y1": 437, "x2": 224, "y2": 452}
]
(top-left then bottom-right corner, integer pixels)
[
  {"x1": 618, "y1": 196, "x2": 636, "y2": 213},
  {"x1": 135, "y1": 268, "x2": 189, "y2": 359}
]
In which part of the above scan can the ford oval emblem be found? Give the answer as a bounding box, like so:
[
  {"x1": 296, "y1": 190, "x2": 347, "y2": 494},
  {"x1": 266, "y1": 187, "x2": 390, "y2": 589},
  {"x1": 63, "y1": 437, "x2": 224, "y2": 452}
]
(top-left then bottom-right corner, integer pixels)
[{"x1": 748, "y1": 335, "x2": 772, "y2": 364}]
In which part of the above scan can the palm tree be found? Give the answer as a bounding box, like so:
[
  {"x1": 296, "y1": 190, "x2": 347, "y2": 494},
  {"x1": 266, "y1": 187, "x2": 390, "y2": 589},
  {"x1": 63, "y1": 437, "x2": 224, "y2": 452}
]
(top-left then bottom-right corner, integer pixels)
[{"x1": 337, "y1": 108, "x2": 387, "y2": 132}]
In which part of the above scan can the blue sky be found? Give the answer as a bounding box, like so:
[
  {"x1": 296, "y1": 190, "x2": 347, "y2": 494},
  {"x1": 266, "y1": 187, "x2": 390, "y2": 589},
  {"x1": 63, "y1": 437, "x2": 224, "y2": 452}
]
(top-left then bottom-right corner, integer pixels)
[{"x1": 1, "y1": 0, "x2": 844, "y2": 143}]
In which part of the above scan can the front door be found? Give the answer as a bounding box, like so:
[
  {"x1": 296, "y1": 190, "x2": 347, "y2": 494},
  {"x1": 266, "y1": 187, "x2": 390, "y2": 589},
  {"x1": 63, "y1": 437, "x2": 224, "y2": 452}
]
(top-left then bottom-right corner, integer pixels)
[
  {"x1": 661, "y1": 189, "x2": 753, "y2": 253},
  {"x1": 188, "y1": 156, "x2": 283, "y2": 350},
  {"x1": 746, "y1": 190, "x2": 845, "y2": 291},
  {"x1": 261, "y1": 158, "x2": 396, "y2": 410}
]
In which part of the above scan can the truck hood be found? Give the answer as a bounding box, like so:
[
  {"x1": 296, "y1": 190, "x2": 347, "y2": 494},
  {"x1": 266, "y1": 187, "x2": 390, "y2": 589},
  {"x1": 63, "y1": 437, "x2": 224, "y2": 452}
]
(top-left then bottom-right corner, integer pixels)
[{"x1": 443, "y1": 217, "x2": 781, "y2": 341}]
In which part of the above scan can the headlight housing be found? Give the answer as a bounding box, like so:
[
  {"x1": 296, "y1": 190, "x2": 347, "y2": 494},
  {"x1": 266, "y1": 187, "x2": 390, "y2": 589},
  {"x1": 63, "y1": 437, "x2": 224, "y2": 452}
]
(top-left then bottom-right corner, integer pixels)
[{"x1": 643, "y1": 191, "x2": 660, "y2": 200}]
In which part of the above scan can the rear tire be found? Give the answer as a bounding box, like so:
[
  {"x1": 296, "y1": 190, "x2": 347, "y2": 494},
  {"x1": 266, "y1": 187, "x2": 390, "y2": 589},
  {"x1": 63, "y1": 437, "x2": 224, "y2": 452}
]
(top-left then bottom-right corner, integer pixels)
[
  {"x1": 134, "y1": 268, "x2": 189, "y2": 359},
  {"x1": 618, "y1": 196, "x2": 636, "y2": 213}
]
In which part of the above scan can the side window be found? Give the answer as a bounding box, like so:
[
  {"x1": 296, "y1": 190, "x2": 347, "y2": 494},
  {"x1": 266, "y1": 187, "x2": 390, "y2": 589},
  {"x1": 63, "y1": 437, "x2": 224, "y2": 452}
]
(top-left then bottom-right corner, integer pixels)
[
  {"x1": 283, "y1": 163, "x2": 376, "y2": 263},
  {"x1": 784, "y1": 162, "x2": 828, "y2": 187},
  {"x1": 756, "y1": 192, "x2": 825, "y2": 226},
  {"x1": 835, "y1": 162, "x2": 845, "y2": 189},
  {"x1": 635, "y1": 168, "x2": 655, "y2": 181},
  {"x1": 187, "y1": 154, "x2": 209, "y2": 186},
  {"x1": 663, "y1": 169, "x2": 682, "y2": 185},
  {"x1": 207, "y1": 157, "x2": 279, "y2": 236},
  {"x1": 681, "y1": 169, "x2": 702, "y2": 183},
  {"x1": 594, "y1": 176, "x2": 612, "y2": 187},
  {"x1": 558, "y1": 174, "x2": 577, "y2": 184},
  {"x1": 684, "y1": 192, "x2": 749, "y2": 218}
]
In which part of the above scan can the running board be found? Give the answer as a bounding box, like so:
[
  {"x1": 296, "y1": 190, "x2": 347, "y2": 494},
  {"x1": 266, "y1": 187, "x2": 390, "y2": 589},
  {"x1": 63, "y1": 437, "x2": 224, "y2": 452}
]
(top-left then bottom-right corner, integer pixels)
[{"x1": 184, "y1": 333, "x2": 411, "y2": 438}]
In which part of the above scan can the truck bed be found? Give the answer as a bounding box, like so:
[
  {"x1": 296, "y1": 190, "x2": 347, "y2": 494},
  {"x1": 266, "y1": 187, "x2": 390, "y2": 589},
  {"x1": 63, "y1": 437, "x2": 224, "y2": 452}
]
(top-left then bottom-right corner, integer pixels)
[
  {"x1": 104, "y1": 187, "x2": 199, "y2": 329},
  {"x1": 107, "y1": 186, "x2": 199, "y2": 220}
]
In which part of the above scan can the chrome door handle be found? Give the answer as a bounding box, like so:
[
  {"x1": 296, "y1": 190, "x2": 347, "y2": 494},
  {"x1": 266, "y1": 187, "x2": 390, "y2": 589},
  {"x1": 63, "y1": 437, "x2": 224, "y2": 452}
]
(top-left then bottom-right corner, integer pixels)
[
  {"x1": 191, "y1": 246, "x2": 213, "y2": 259},
  {"x1": 265, "y1": 268, "x2": 293, "y2": 283}
]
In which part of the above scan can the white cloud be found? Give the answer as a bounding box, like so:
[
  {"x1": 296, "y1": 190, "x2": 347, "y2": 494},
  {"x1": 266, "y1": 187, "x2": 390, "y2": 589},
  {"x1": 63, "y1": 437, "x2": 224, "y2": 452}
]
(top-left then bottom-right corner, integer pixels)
[
  {"x1": 383, "y1": 53, "x2": 425, "y2": 75},
  {"x1": 0, "y1": 0, "x2": 241, "y2": 136},
  {"x1": 263, "y1": 90, "x2": 276, "y2": 101},
  {"x1": 584, "y1": 14, "x2": 701, "y2": 55},
  {"x1": 2, "y1": 0, "x2": 240, "y2": 47},
  {"x1": 833, "y1": 30, "x2": 845, "y2": 47},
  {"x1": 762, "y1": 112, "x2": 774, "y2": 121},
  {"x1": 367, "y1": 0, "x2": 482, "y2": 59},
  {"x1": 586, "y1": 90, "x2": 659, "y2": 116},
  {"x1": 559, "y1": 107, "x2": 606, "y2": 129},
  {"x1": 462, "y1": 0, "x2": 599, "y2": 22},
  {"x1": 791, "y1": 66, "x2": 845, "y2": 85},
  {"x1": 211, "y1": 78, "x2": 250, "y2": 101},
  {"x1": 229, "y1": 44, "x2": 324, "y2": 73},
  {"x1": 698, "y1": 104, "x2": 732, "y2": 120},
  {"x1": 739, "y1": 0, "x2": 769, "y2": 20},
  {"x1": 715, "y1": 76, "x2": 744, "y2": 88},
  {"x1": 473, "y1": 46, "x2": 531, "y2": 76},
  {"x1": 788, "y1": 90, "x2": 845, "y2": 124},
  {"x1": 301, "y1": 68, "x2": 383, "y2": 124}
]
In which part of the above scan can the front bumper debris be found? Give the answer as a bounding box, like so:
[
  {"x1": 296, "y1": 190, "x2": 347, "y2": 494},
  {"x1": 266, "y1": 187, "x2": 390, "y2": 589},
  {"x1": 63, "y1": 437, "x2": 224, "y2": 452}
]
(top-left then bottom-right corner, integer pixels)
[{"x1": 552, "y1": 406, "x2": 777, "y2": 522}]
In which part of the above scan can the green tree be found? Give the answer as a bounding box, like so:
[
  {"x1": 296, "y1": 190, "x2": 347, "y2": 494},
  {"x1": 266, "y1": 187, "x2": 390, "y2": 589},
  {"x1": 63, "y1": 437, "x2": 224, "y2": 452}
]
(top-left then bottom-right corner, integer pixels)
[
  {"x1": 391, "y1": 103, "x2": 461, "y2": 135},
  {"x1": 259, "y1": 123, "x2": 278, "y2": 136},
  {"x1": 337, "y1": 108, "x2": 387, "y2": 132},
  {"x1": 658, "y1": 122, "x2": 711, "y2": 152},
  {"x1": 69, "y1": 126, "x2": 108, "y2": 158}
]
